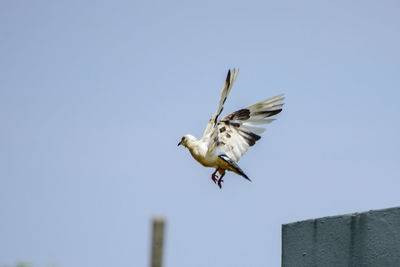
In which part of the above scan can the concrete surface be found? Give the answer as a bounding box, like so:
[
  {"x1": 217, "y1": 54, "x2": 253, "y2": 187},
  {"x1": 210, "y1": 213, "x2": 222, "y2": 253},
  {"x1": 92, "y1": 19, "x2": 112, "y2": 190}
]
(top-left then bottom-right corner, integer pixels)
[{"x1": 282, "y1": 207, "x2": 400, "y2": 267}]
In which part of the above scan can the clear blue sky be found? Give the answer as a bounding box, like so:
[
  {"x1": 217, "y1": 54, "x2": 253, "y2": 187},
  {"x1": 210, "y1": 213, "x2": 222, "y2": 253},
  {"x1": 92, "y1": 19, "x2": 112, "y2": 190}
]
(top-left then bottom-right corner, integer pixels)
[{"x1": 1, "y1": 0, "x2": 399, "y2": 266}]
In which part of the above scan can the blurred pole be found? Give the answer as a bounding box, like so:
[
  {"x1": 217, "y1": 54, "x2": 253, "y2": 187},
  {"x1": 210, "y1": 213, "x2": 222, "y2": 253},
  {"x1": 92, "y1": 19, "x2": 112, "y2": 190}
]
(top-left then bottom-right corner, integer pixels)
[{"x1": 150, "y1": 217, "x2": 166, "y2": 267}]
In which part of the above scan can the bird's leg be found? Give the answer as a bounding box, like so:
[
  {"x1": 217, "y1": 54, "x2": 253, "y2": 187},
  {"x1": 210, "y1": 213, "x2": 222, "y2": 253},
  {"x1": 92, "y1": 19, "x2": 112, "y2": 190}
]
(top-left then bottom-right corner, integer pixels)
[
  {"x1": 211, "y1": 168, "x2": 219, "y2": 184},
  {"x1": 217, "y1": 172, "x2": 225, "y2": 189}
]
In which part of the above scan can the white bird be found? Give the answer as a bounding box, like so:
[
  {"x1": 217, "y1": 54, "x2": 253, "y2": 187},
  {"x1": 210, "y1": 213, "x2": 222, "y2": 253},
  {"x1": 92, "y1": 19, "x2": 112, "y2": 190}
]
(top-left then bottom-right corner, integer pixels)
[{"x1": 178, "y1": 69, "x2": 284, "y2": 189}]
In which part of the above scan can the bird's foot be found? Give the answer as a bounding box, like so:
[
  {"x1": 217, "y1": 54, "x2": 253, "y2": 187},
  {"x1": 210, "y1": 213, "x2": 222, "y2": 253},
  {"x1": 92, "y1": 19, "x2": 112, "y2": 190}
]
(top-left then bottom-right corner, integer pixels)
[
  {"x1": 211, "y1": 170, "x2": 219, "y2": 184},
  {"x1": 217, "y1": 178, "x2": 224, "y2": 189},
  {"x1": 211, "y1": 173, "x2": 218, "y2": 184}
]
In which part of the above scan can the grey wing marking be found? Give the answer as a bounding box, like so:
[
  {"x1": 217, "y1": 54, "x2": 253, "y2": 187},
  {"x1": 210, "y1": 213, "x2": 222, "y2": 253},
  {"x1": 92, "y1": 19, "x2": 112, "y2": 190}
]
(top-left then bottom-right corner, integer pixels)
[{"x1": 216, "y1": 94, "x2": 284, "y2": 162}]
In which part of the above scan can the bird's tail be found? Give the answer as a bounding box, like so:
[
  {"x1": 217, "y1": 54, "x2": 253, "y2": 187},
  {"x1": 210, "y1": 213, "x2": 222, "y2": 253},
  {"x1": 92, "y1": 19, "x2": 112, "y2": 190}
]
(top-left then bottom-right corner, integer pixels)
[{"x1": 218, "y1": 154, "x2": 251, "y2": 181}]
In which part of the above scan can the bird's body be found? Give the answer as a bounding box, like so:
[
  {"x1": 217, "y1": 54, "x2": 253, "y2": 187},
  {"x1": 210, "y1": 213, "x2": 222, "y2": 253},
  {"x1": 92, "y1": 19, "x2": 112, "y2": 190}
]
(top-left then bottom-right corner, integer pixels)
[
  {"x1": 178, "y1": 69, "x2": 284, "y2": 188},
  {"x1": 184, "y1": 136, "x2": 216, "y2": 167}
]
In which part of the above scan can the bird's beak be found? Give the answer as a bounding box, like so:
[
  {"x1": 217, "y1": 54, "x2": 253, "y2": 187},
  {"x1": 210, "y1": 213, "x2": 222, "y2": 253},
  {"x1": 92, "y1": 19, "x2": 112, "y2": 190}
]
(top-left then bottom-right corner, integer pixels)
[{"x1": 177, "y1": 141, "x2": 181, "y2": 146}]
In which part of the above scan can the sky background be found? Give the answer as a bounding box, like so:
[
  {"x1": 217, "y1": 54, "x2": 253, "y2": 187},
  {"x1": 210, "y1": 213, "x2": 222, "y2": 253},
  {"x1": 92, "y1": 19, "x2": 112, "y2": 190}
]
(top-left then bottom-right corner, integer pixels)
[{"x1": 1, "y1": 0, "x2": 400, "y2": 266}]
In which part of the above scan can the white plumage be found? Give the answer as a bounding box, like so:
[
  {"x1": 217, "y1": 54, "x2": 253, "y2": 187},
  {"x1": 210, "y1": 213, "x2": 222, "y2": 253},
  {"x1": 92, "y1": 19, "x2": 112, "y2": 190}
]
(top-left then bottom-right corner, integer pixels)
[{"x1": 178, "y1": 69, "x2": 284, "y2": 188}]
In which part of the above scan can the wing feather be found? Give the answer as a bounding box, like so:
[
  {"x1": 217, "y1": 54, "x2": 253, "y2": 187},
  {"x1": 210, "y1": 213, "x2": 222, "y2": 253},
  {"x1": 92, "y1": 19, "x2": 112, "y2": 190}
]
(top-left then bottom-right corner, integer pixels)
[
  {"x1": 202, "y1": 69, "x2": 239, "y2": 140},
  {"x1": 216, "y1": 94, "x2": 284, "y2": 162}
]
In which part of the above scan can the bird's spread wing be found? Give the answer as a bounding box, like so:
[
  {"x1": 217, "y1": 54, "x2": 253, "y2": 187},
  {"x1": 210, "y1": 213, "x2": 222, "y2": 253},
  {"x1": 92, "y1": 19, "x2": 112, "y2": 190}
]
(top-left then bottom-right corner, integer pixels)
[
  {"x1": 202, "y1": 69, "x2": 239, "y2": 141},
  {"x1": 215, "y1": 94, "x2": 284, "y2": 162}
]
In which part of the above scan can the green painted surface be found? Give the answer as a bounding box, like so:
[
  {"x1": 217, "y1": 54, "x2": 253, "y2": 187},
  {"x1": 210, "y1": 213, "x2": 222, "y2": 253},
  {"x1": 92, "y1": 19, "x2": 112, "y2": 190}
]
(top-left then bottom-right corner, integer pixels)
[{"x1": 282, "y1": 207, "x2": 400, "y2": 267}]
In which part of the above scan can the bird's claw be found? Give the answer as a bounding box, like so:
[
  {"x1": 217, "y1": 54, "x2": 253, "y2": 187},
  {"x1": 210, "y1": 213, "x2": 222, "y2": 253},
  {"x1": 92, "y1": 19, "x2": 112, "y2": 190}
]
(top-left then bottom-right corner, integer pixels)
[
  {"x1": 211, "y1": 173, "x2": 218, "y2": 184},
  {"x1": 217, "y1": 178, "x2": 224, "y2": 189}
]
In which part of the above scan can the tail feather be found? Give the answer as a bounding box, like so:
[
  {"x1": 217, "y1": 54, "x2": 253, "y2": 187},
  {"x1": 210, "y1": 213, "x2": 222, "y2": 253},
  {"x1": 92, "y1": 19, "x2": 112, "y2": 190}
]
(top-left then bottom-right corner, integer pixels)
[{"x1": 218, "y1": 154, "x2": 251, "y2": 181}]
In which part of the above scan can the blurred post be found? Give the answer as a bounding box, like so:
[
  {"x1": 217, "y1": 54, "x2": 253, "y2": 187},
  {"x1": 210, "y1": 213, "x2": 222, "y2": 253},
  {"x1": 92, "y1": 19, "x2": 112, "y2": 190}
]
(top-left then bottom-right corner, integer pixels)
[{"x1": 150, "y1": 217, "x2": 166, "y2": 267}]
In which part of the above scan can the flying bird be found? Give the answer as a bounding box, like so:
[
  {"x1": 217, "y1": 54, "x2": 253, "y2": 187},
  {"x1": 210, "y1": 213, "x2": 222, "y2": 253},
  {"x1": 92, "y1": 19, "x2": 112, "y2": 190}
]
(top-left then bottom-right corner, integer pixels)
[{"x1": 178, "y1": 69, "x2": 284, "y2": 189}]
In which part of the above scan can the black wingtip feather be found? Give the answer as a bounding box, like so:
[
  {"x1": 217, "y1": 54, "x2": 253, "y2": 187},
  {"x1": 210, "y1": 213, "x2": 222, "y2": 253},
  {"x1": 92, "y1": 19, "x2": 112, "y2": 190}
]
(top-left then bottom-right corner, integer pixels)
[
  {"x1": 256, "y1": 109, "x2": 282, "y2": 117},
  {"x1": 239, "y1": 130, "x2": 261, "y2": 147},
  {"x1": 230, "y1": 109, "x2": 250, "y2": 120},
  {"x1": 226, "y1": 69, "x2": 231, "y2": 84}
]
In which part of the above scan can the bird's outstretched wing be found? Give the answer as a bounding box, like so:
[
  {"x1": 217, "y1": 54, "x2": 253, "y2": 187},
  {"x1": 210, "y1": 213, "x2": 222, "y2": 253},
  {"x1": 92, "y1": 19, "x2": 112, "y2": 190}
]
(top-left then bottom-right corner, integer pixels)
[
  {"x1": 214, "y1": 94, "x2": 284, "y2": 162},
  {"x1": 202, "y1": 69, "x2": 239, "y2": 141}
]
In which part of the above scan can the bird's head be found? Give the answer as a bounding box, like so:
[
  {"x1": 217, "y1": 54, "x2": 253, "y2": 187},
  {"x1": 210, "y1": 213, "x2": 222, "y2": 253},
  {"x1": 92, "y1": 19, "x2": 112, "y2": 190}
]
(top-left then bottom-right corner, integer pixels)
[{"x1": 177, "y1": 134, "x2": 197, "y2": 148}]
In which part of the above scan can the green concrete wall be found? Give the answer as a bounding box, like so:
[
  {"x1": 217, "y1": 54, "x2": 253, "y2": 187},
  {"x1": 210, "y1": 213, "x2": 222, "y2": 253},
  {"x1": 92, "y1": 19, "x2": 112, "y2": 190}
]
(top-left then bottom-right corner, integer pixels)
[{"x1": 282, "y1": 207, "x2": 400, "y2": 267}]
